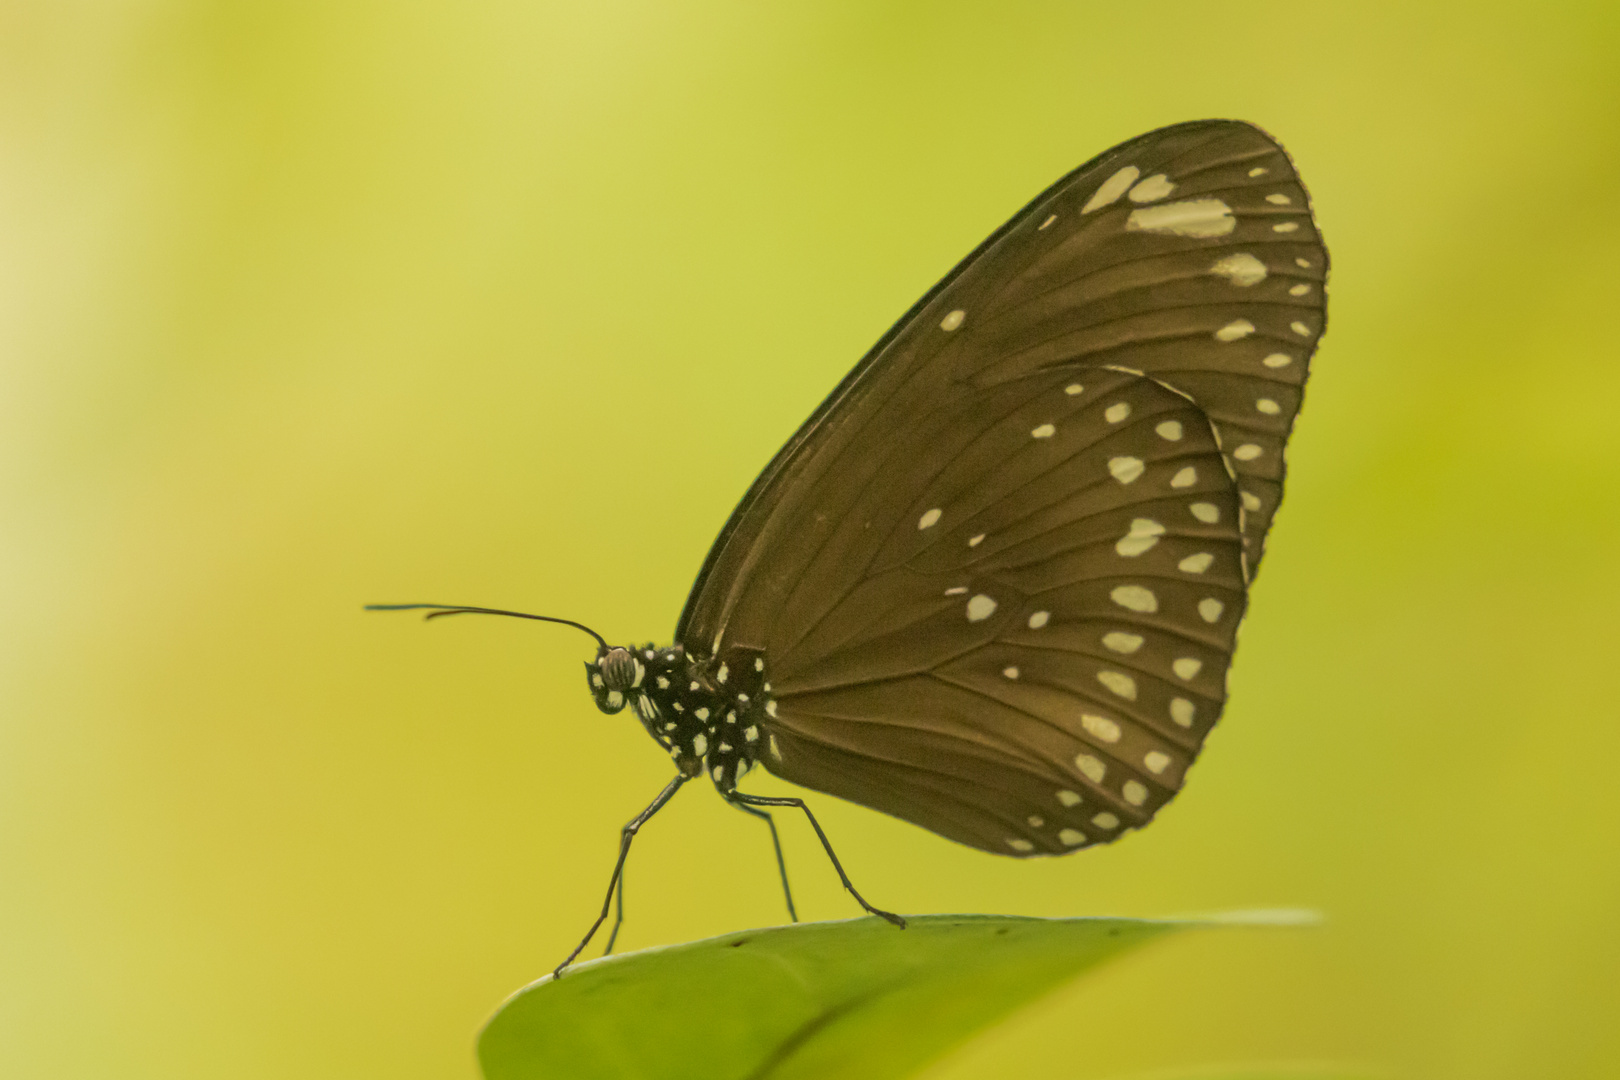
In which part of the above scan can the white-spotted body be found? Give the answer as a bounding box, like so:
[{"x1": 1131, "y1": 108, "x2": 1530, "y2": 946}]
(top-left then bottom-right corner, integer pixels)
[{"x1": 586, "y1": 643, "x2": 774, "y2": 791}]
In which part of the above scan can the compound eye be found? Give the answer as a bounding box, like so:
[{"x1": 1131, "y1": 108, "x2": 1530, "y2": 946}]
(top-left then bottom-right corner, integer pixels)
[
  {"x1": 584, "y1": 660, "x2": 626, "y2": 714},
  {"x1": 600, "y1": 647, "x2": 640, "y2": 691}
]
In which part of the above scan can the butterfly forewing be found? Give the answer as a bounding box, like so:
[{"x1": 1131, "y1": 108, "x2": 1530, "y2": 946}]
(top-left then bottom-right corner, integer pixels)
[
  {"x1": 676, "y1": 120, "x2": 1324, "y2": 855},
  {"x1": 963, "y1": 124, "x2": 1324, "y2": 574}
]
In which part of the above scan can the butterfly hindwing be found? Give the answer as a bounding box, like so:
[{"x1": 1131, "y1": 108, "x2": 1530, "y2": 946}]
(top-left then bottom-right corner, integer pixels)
[{"x1": 757, "y1": 368, "x2": 1243, "y2": 854}]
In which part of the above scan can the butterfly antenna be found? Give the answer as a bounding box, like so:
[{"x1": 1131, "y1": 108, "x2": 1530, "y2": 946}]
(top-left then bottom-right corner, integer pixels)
[{"x1": 364, "y1": 604, "x2": 609, "y2": 649}]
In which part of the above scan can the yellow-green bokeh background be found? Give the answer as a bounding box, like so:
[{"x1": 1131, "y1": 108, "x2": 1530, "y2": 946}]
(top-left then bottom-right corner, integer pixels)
[{"x1": 5, "y1": 2, "x2": 1618, "y2": 1078}]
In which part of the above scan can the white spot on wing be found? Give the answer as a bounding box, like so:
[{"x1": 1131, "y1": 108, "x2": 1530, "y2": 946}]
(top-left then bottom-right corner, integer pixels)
[
  {"x1": 1031, "y1": 423, "x2": 1056, "y2": 439},
  {"x1": 1097, "y1": 670, "x2": 1137, "y2": 699},
  {"x1": 1127, "y1": 173, "x2": 1176, "y2": 203},
  {"x1": 1082, "y1": 165, "x2": 1140, "y2": 213},
  {"x1": 968, "y1": 533, "x2": 985, "y2": 547},
  {"x1": 1114, "y1": 517, "x2": 1165, "y2": 557},
  {"x1": 940, "y1": 309, "x2": 965, "y2": 331},
  {"x1": 1108, "y1": 456, "x2": 1145, "y2": 484},
  {"x1": 1248, "y1": 167, "x2": 1268, "y2": 177},
  {"x1": 1273, "y1": 221, "x2": 1300, "y2": 233},
  {"x1": 1002, "y1": 666, "x2": 1019, "y2": 680},
  {"x1": 1155, "y1": 420, "x2": 1183, "y2": 441},
  {"x1": 1215, "y1": 319, "x2": 1255, "y2": 342},
  {"x1": 1210, "y1": 252, "x2": 1267, "y2": 287},
  {"x1": 1233, "y1": 443, "x2": 1263, "y2": 461},
  {"x1": 1289, "y1": 283, "x2": 1311, "y2": 297},
  {"x1": 1059, "y1": 828, "x2": 1086, "y2": 846},
  {"x1": 1092, "y1": 812, "x2": 1120, "y2": 829},
  {"x1": 1056, "y1": 789, "x2": 1082, "y2": 807},
  {"x1": 1123, "y1": 780, "x2": 1149, "y2": 806},
  {"x1": 1171, "y1": 466, "x2": 1197, "y2": 488},
  {"x1": 1170, "y1": 697, "x2": 1195, "y2": 727},
  {"x1": 1039, "y1": 214, "x2": 1057, "y2": 230},
  {"x1": 692, "y1": 733, "x2": 708, "y2": 757},
  {"x1": 1172, "y1": 657, "x2": 1203, "y2": 680},
  {"x1": 966, "y1": 594, "x2": 998, "y2": 622},
  {"x1": 1028, "y1": 610, "x2": 1050, "y2": 629},
  {"x1": 1110, "y1": 584, "x2": 1158, "y2": 612},
  {"x1": 1179, "y1": 552, "x2": 1214, "y2": 574},
  {"x1": 1256, "y1": 398, "x2": 1281, "y2": 415},
  {"x1": 1127, "y1": 198, "x2": 1235, "y2": 238},
  {"x1": 1082, "y1": 714, "x2": 1122, "y2": 741},
  {"x1": 1007, "y1": 838, "x2": 1035, "y2": 852},
  {"x1": 1144, "y1": 751, "x2": 1171, "y2": 774},
  {"x1": 1102, "y1": 631, "x2": 1143, "y2": 654},
  {"x1": 1241, "y1": 491, "x2": 1261, "y2": 511},
  {"x1": 1190, "y1": 502, "x2": 1220, "y2": 523},
  {"x1": 1263, "y1": 353, "x2": 1293, "y2": 368},
  {"x1": 1105, "y1": 402, "x2": 1131, "y2": 423},
  {"x1": 1064, "y1": 383, "x2": 1084, "y2": 396},
  {"x1": 1075, "y1": 754, "x2": 1107, "y2": 782},
  {"x1": 917, "y1": 507, "x2": 942, "y2": 530},
  {"x1": 1292, "y1": 321, "x2": 1312, "y2": 336},
  {"x1": 1266, "y1": 193, "x2": 1293, "y2": 205},
  {"x1": 1198, "y1": 598, "x2": 1224, "y2": 623}
]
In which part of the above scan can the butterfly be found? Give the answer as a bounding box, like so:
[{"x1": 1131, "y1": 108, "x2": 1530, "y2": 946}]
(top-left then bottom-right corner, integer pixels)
[{"x1": 372, "y1": 118, "x2": 1327, "y2": 976}]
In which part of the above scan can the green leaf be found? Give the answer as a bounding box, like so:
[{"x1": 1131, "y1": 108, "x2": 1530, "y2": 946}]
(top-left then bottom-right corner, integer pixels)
[
  {"x1": 479, "y1": 913, "x2": 1191, "y2": 1080},
  {"x1": 1102, "y1": 1069, "x2": 1385, "y2": 1080}
]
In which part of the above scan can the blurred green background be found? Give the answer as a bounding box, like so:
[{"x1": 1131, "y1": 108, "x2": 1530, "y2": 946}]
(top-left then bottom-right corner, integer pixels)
[{"x1": 4, "y1": 1, "x2": 1618, "y2": 1078}]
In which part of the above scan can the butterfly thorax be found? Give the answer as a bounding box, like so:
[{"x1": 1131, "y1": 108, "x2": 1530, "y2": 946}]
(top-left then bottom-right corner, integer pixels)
[{"x1": 585, "y1": 642, "x2": 775, "y2": 792}]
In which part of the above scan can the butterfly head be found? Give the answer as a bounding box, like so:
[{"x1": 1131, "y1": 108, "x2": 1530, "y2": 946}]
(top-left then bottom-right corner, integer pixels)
[{"x1": 585, "y1": 644, "x2": 642, "y2": 714}]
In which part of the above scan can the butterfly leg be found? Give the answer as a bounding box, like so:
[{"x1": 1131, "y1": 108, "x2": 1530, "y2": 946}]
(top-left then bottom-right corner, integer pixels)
[
  {"x1": 726, "y1": 792, "x2": 905, "y2": 929},
  {"x1": 553, "y1": 773, "x2": 687, "y2": 979},
  {"x1": 727, "y1": 800, "x2": 798, "y2": 923},
  {"x1": 601, "y1": 867, "x2": 627, "y2": 955}
]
